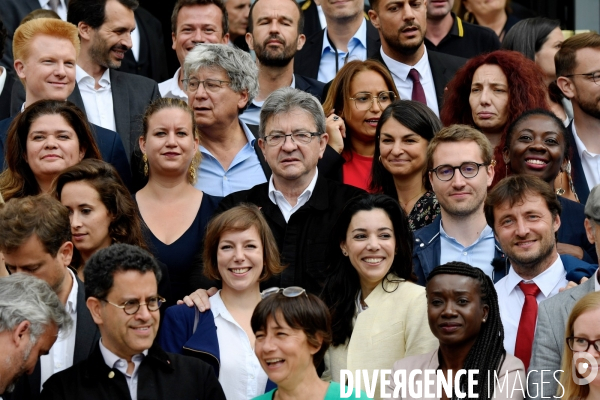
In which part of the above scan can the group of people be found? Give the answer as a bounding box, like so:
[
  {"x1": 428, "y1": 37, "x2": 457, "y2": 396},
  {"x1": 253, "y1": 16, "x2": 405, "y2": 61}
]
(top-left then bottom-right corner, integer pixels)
[{"x1": 0, "y1": 0, "x2": 600, "y2": 399}]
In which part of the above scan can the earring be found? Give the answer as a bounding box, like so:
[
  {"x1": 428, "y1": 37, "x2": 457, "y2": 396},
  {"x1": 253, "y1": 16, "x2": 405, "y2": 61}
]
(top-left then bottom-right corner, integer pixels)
[
  {"x1": 342, "y1": 251, "x2": 348, "y2": 256},
  {"x1": 142, "y1": 153, "x2": 148, "y2": 176},
  {"x1": 556, "y1": 170, "x2": 566, "y2": 196},
  {"x1": 378, "y1": 155, "x2": 382, "y2": 163},
  {"x1": 505, "y1": 163, "x2": 509, "y2": 178},
  {"x1": 482, "y1": 318, "x2": 486, "y2": 322}
]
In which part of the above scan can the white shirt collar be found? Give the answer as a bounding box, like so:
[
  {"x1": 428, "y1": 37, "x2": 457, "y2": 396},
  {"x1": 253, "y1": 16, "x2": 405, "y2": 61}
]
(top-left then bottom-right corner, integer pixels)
[
  {"x1": 99, "y1": 338, "x2": 148, "y2": 369},
  {"x1": 0, "y1": 67, "x2": 7, "y2": 99},
  {"x1": 208, "y1": 291, "x2": 228, "y2": 319},
  {"x1": 380, "y1": 45, "x2": 430, "y2": 82},
  {"x1": 268, "y1": 168, "x2": 319, "y2": 205},
  {"x1": 251, "y1": 75, "x2": 296, "y2": 108},
  {"x1": 76, "y1": 65, "x2": 111, "y2": 86},
  {"x1": 160, "y1": 67, "x2": 188, "y2": 101},
  {"x1": 321, "y1": 18, "x2": 367, "y2": 55},
  {"x1": 64, "y1": 268, "x2": 78, "y2": 315},
  {"x1": 571, "y1": 122, "x2": 598, "y2": 157},
  {"x1": 505, "y1": 254, "x2": 565, "y2": 298}
]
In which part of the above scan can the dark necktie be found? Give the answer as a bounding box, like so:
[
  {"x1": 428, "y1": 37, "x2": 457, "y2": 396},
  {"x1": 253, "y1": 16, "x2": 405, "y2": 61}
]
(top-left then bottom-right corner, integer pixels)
[
  {"x1": 407, "y1": 68, "x2": 427, "y2": 105},
  {"x1": 514, "y1": 281, "x2": 541, "y2": 370}
]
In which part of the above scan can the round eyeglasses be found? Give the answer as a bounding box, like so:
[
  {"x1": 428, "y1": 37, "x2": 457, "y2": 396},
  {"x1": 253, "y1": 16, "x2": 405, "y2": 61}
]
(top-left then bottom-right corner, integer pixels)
[
  {"x1": 429, "y1": 162, "x2": 489, "y2": 181},
  {"x1": 261, "y1": 286, "x2": 307, "y2": 299},
  {"x1": 349, "y1": 91, "x2": 396, "y2": 111},
  {"x1": 104, "y1": 296, "x2": 166, "y2": 315}
]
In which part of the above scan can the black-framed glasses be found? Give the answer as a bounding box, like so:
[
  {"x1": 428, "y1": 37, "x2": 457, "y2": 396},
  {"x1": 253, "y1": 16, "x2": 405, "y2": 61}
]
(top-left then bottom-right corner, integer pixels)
[
  {"x1": 103, "y1": 296, "x2": 166, "y2": 315},
  {"x1": 181, "y1": 78, "x2": 231, "y2": 93},
  {"x1": 349, "y1": 91, "x2": 396, "y2": 111},
  {"x1": 564, "y1": 71, "x2": 600, "y2": 85},
  {"x1": 263, "y1": 132, "x2": 322, "y2": 146},
  {"x1": 567, "y1": 336, "x2": 600, "y2": 353},
  {"x1": 429, "y1": 162, "x2": 489, "y2": 181},
  {"x1": 261, "y1": 286, "x2": 307, "y2": 299}
]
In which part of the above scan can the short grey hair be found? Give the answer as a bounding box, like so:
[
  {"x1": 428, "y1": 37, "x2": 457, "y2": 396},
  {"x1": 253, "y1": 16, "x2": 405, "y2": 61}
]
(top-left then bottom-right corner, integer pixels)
[
  {"x1": 0, "y1": 274, "x2": 72, "y2": 343},
  {"x1": 183, "y1": 44, "x2": 259, "y2": 106},
  {"x1": 259, "y1": 87, "x2": 326, "y2": 138}
]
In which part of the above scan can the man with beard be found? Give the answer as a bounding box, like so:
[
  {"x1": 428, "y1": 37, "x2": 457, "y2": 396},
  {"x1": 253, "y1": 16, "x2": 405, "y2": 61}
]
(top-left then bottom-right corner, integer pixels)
[
  {"x1": 240, "y1": 0, "x2": 325, "y2": 127},
  {"x1": 160, "y1": 0, "x2": 229, "y2": 102},
  {"x1": 485, "y1": 175, "x2": 570, "y2": 370},
  {"x1": 294, "y1": 0, "x2": 380, "y2": 82},
  {"x1": 67, "y1": 0, "x2": 160, "y2": 161},
  {"x1": 0, "y1": 274, "x2": 72, "y2": 397},
  {"x1": 412, "y1": 125, "x2": 504, "y2": 285},
  {"x1": 368, "y1": 0, "x2": 465, "y2": 116},
  {"x1": 556, "y1": 32, "x2": 600, "y2": 204}
]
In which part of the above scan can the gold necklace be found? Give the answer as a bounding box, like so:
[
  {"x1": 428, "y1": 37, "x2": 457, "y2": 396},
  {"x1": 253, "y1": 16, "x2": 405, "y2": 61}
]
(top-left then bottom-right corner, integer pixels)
[{"x1": 399, "y1": 189, "x2": 426, "y2": 212}]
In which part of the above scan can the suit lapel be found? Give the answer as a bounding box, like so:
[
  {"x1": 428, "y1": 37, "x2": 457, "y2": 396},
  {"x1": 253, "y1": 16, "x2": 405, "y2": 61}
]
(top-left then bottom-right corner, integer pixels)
[
  {"x1": 427, "y1": 51, "x2": 447, "y2": 111},
  {"x1": 304, "y1": 31, "x2": 324, "y2": 79},
  {"x1": 566, "y1": 121, "x2": 590, "y2": 203},
  {"x1": 67, "y1": 83, "x2": 87, "y2": 116},
  {"x1": 109, "y1": 69, "x2": 132, "y2": 155},
  {"x1": 366, "y1": 21, "x2": 381, "y2": 58},
  {"x1": 74, "y1": 275, "x2": 100, "y2": 364}
]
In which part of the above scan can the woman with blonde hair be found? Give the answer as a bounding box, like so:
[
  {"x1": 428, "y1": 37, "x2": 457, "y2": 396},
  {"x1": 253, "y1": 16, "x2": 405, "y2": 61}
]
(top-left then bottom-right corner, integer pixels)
[
  {"x1": 558, "y1": 291, "x2": 600, "y2": 399},
  {"x1": 136, "y1": 97, "x2": 221, "y2": 302}
]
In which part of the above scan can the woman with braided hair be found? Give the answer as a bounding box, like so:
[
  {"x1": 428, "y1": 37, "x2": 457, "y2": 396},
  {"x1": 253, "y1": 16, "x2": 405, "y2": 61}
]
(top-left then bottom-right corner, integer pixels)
[{"x1": 387, "y1": 262, "x2": 525, "y2": 400}]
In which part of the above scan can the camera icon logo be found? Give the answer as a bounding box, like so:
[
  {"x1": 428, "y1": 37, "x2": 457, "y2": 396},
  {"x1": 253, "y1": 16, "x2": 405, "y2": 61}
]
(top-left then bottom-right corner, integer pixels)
[{"x1": 572, "y1": 351, "x2": 599, "y2": 385}]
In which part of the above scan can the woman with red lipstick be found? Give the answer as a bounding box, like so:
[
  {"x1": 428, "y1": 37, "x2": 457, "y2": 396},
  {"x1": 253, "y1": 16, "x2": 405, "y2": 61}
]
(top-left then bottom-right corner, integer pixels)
[
  {"x1": 322, "y1": 60, "x2": 399, "y2": 191},
  {"x1": 321, "y1": 194, "x2": 438, "y2": 400},
  {"x1": 160, "y1": 204, "x2": 284, "y2": 400},
  {"x1": 0, "y1": 99, "x2": 101, "y2": 201},
  {"x1": 503, "y1": 109, "x2": 596, "y2": 263},
  {"x1": 387, "y1": 262, "x2": 525, "y2": 400},
  {"x1": 558, "y1": 291, "x2": 600, "y2": 400},
  {"x1": 136, "y1": 98, "x2": 221, "y2": 302},
  {"x1": 53, "y1": 159, "x2": 172, "y2": 299},
  {"x1": 441, "y1": 50, "x2": 549, "y2": 187},
  {"x1": 370, "y1": 100, "x2": 442, "y2": 231}
]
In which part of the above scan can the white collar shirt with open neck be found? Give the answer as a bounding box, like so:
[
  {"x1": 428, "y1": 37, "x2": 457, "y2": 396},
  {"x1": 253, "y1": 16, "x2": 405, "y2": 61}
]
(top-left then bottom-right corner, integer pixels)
[
  {"x1": 571, "y1": 121, "x2": 600, "y2": 190},
  {"x1": 159, "y1": 67, "x2": 188, "y2": 102},
  {"x1": 268, "y1": 168, "x2": 319, "y2": 223},
  {"x1": 76, "y1": 65, "x2": 116, "y2": 132}
]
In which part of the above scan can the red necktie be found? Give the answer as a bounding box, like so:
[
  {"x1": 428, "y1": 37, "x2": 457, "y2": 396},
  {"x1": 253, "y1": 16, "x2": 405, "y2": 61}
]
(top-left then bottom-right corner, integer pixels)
[
  {"x1": 514, "y1": 281, "x2": 541, "y2": 371},
  {"x1": 407, "y1": 68, "x2": 427, "y2": 105}
]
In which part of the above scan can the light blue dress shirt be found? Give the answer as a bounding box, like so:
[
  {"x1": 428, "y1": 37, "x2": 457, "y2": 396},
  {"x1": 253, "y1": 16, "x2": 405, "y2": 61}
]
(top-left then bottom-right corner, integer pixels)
[
  {"x1": 439, "y1": 222, "x2": 496, "y2": 278},
  {"x1": 195, "y1": 119, "x2": 267, "y2": 196},
  {"x1": 318, "y1": 18, "x2": 368, "y2": 83}
]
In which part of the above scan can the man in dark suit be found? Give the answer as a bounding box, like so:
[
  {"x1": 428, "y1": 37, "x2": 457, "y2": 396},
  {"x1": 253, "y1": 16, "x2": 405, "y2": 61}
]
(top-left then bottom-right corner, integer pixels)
[
  {"x1": 116, "y1": 7, "x2": 169, "y2": 83},
  {"x1": 528, "y1": 184, "x2": 600, "y2": 398},
  {"x1": 0, "y1": 18, "x2": 131, "y2": 189},
  {"x1": 240, "y1": 0, "x2": 326, "y2": 127},
  {"x1": 39, "y1": 244, "x2": 226, "y2": 400},
  {"x1": 67, "y1": 0, "x2": 160, "y2": 160},
  {"x1": 294, "y1": 0, "x2": 380, "y2": 82},
  {"x1": 0, "y1": 19, "x2": 16, "y2": 121},
  {"x1": 368, "y1": 0, "x2": 465, "y2": 116},
  {"x1": 0, "y1": 195, "x2": 101, "y2": 400},
  {"x1": 556, "y1": 32, "x2": 600, "y2": 204}
]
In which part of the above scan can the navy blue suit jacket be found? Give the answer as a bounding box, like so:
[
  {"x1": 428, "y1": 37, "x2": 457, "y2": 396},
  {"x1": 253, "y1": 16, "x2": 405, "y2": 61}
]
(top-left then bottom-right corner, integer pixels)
[
  {"x1": 566, "y1": 121, "x2": 591, "y2": 204},
  {"x1": 0, "y1": 116, "x2": 132, "y2": 190}
]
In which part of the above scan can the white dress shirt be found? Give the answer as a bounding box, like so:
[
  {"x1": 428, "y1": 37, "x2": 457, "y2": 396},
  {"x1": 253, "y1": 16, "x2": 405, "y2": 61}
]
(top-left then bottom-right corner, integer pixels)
[
  {"x1": 571, "y1": 122, "x2": 600, "y2": 190},
  {"x1": 99, "y1": 339, "x2": 147, "y2": 400},
  {"x1": 495, "y1": 255, "x2": 568, "y2": 355},
  {"x1": 40, "y1": 269, "x2": 78, "y2": 389},
  {"x1": 0, "y1": 67, "x2": 7, "y2": 98},
  {"x1": 38, "y1": 0, "x2": 67, "y2": 20},
  {"x1": 268, "y1": 169, "x2": 318, "y2": 222},
  {"x1": 380, "y1": 47, "x2": 440, "y2": 116},
  {"x1": 76, "y1": 65, "x2": 116, "y2": 131},
  {"x1": 209, "y1": 291, "x2": 268, "y2": 399},
  {"x1": 159, "y1": 67, "x2": 188, "y2": 101}
]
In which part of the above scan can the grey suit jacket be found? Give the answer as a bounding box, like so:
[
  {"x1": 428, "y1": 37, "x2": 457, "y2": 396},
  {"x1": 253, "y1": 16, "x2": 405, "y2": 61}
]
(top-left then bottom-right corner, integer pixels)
[
  {"x1": 69, "y1": 69, "x2": 161, "y2": 158},
  {"x1": 527, "y1": 275, "x2": 597, "y2": 399},
  {"x1": 8, "y1": 273, "x2": 100, "y2": 400}
]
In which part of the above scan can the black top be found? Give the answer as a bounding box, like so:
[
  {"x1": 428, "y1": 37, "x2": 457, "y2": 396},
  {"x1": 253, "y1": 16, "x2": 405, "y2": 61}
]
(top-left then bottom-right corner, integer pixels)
[
  {"x1": 142, "y1": 193, "x2": 222, "y2": 302},
  {"x1": 424, "y1": 13, "x2": 501, "y2": 59}
]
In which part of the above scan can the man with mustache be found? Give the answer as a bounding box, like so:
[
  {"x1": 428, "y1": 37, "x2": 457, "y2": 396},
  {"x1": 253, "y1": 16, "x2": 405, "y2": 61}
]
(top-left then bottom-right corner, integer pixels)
[
  {"x1": 368, "y1": 0, "x2": 464, "y2": 116},
  {"x1": 67, "y1": 0, "x2": 160, "y2": 163},
  {"x1": 0, "y1": 274, "x2": 72, "y2": 397},
  {"x1": 240, "y1": 0, "x2": 325, "y2": 128}
]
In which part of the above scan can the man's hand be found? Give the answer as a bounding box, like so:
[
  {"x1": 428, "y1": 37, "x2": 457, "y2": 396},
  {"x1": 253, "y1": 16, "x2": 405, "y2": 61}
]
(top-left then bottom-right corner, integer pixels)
[{"x1": 177, "y1": 287, "x2": 218, "y2": 311}]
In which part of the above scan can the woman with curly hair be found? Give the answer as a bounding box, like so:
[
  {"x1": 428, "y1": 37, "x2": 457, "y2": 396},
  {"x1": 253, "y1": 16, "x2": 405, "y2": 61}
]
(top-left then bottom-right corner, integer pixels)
[{"x1": 440, "y1": 50, "x2": 549, "y2": 186}]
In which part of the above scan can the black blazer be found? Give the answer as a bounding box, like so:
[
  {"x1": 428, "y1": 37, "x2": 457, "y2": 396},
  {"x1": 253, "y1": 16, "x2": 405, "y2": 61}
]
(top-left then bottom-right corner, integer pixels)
[
  {"x1": 9, "y1": 274, "x2": 100, "y2": 400},
  {"x1": 0, "y1": 69, "x2": 15, "y2": 120},
  {"x1": 372, "y1": 48, "x2": 466, "y2": 112},
  {"x1": 216, "y1": 175, "x2": 365, "y2": 295},
  {"x1": 0, "y1": 115, "x2": 133, "y2": 191},
  {"x1": 566, "y1": 121, "x2": 591, "y2": 204},
  {"x1": 294, "y1": 18, "x2": 381, "y2": 80},
  {"x1": 39, "y1": 343, "x2": 226, "y2": 400},
  {"x1": 117, "y1": 7, "x2": 169, "y2": 83},
  {"x1": 0, "y1": 0, "x2": 41, "y2": 69}
]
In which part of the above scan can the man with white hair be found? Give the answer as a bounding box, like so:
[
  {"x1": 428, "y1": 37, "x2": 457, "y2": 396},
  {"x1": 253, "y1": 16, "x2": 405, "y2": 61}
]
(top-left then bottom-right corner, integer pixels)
[{"x1": 0, "y1": 274, "x2": 72, "y2": 396}]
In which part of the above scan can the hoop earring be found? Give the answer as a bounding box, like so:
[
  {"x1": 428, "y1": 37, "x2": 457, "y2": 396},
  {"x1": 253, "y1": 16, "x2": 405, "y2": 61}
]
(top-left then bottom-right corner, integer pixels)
[
  {"x1": 142, "y1": 154, "x2": 149, "y2": 177},
  {"x1": 378, "y1": 155, "x2": 382, "y2": 163}
]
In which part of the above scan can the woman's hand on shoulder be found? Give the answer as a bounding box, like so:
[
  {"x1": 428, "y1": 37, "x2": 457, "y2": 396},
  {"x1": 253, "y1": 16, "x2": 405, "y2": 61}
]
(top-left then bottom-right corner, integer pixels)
[
  {"x1": 177, "y1": 286, "x2": 218, "y2": 312},
  {"x1": 325, "y1": 110, "x2": 346, "y2": 154}
]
